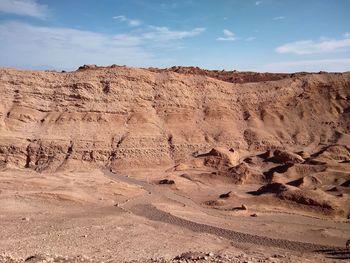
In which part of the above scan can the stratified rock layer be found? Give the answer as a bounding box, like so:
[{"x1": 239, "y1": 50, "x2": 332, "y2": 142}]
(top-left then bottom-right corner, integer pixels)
[{"x1": 0, "y1": 66, "x2": 349, "y2": 171}]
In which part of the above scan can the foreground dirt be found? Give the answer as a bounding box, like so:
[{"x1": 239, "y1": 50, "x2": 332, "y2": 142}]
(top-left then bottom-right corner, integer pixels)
[
  {"x1": 0, "y1": 169, "x2": 349, "y2": 262},
  {"x1": 3, "y1": 251, "x2": 349, "y2": 263}
]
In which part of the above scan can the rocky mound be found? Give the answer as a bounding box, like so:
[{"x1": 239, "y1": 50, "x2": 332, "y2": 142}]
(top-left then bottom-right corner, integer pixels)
[
  {"x1": 311, "y1": 145, "x2": 350, "y2": 163},
  {"x1": 255, "y1": 182, "x2": 290, "y2": 195},
  {"x1": 197, "y1": 147, "x2": 240, "y2": 170},
  {"x1": 254, "y1": 183, "x2": 347, "y2": 216},
  {"x1": 267, "y1": 149, "x2": 305, "y2": 164},
  {"x1": 226, "y1": 162, "x2": 265, "y2": 184},
  {"x1": 287, "y1": 175, "x2": 322, "y2": 188},
  {"x1": 147, "y1": 66, "x2": 292, "y2": 83}
]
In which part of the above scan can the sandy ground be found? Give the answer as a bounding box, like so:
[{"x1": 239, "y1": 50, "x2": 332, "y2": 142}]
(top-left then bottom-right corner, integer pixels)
[{"x1": 1, "y1": 168, "x2": 349, "y2": 262}]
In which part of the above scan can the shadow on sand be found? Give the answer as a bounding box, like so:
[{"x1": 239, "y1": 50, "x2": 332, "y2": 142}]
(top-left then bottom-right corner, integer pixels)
[{"x1": 315, "y1": 249, "x2": 350, "y2": 260}]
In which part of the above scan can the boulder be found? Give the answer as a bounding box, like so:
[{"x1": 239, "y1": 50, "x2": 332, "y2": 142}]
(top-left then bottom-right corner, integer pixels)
[
  {"x1": 159, "y1": 179, "x2": 175, "y2": 185},
  {"x1": 219, "y1": 191, "x2": 231, "y2": 199},
  {"x1": 78, "y1": 64, "x2": 97, "y2": 70}
]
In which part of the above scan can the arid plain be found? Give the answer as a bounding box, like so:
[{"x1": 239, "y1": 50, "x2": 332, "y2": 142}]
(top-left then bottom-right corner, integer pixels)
[{"x1": 0, "y1": 65, "x2": 349, "y2": 262}]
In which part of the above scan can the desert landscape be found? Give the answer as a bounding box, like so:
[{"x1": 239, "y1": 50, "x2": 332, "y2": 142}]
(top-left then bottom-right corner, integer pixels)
[{"x1": 0, "y1": 65, "x2": 349, "y2": 262}]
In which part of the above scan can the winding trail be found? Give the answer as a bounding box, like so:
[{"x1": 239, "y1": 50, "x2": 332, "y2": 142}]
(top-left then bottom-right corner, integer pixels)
[{"x1": 103, "y1": 169, "x2": 338, "y2": 252}]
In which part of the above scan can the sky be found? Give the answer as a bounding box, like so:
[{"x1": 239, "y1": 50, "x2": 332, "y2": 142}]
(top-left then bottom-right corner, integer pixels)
[{"x1": 0, "y1": 0, "x2": 349, "y2": 72}]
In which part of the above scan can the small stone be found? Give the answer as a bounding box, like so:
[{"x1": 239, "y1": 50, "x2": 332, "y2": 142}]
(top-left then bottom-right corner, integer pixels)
[
  {"x1": 250, "y1": 213, "x2": 258, "y2": 217},
  {"x1": 241, "y1": 204, "x2": 248, "y2": 210},
  {"x1": 22, "y1": 217, "x2": 29, "y2": 221},
  {"x1": 219, "y1": 191, "x2": 231, "y2": 199}
]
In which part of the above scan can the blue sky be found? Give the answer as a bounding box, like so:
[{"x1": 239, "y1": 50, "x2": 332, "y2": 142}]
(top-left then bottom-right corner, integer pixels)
[{"x1": 0, "y1": 0, "x2": 349, "y2": 72}]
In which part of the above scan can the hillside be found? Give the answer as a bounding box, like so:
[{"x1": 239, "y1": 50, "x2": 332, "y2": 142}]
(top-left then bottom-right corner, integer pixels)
[{"x1": 0, "y1": 66, "x2": 349, "y2": 172}]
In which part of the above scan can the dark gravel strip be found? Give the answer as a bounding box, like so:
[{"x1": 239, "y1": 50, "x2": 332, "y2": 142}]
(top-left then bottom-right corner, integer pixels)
[{"x1": 130, "y1": 204, "x2": 338, "y2": 252}]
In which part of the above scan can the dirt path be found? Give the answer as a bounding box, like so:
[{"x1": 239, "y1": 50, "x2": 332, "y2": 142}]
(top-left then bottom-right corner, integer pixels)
[
  {"x1": 103, "y1": 169, "x2": 206, "y2": 211},
  {"x1": 102, "y1": 169, "x2": 339, "y2": 252}
]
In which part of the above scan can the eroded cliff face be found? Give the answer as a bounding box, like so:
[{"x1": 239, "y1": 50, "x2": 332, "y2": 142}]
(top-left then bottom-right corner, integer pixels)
[{"x1": 0, "y1": 66, "x2": 349, "y2": 172}]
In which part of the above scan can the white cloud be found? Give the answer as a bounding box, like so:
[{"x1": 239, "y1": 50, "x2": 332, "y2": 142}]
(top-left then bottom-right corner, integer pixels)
[
  {"x1": 143, "y1": 26, "x2": 206, "y2": 41},
  {"x1": 113, "y1": 15, "x2": 142, "y2": 27},
  {"x1": 0, "y1": 0, "x2": 48, "y2": 19},
  {"x1": 0, "y1": 21, "x2": 154, "y2": 69},
  {"x1": 223, "y1": 29, "x2": 234, "y2": 37},
  {"x1": 273, "y1": 16, "x2": 285, "y2": 20},
  {"x1": 255, "y1": 1, "x2": 262, "y2": 6},
  {"x1": 261, "y1": 58, "x2": 350, "y2": 72},
  {"x1": 216, "y1": 29, "x2": 236, "y2": 41},
  {"x1": 0, "y1": 21, "x2": 206, "y2": 70},
  {"x1": 276, "y1": 35, "x2": 350, "y2": 55},
  {"x1": 128, "y1": 20, "x2": 142, "y2": 27}
]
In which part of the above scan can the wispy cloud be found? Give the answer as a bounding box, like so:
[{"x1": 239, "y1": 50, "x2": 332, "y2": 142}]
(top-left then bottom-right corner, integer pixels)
[
  {"x1": 0, "y1": 0, "x2": 48, "y2": 19},
  {"x1": 112, "y1": 16, "x2": 205, "y2": 41},
  {"x1": 112, "y1": 34, "x2": 142, "y2": 46},
  {"x1": 216, "y1": 29, "x2": 236, "y2": 41},
  {"x1": 113, "y1": 15, "x2": 142, "y2": 27},
  {"x1": 255, "y1": 1, "x2": 263, "y2": 6},
  {"x1": 273, "y1": 16, "x2": 285, "y2": 20},
  {"x1": 262, "y1": 58, "x2": 350, "y2": 72},
  {"x1": 143, "y1": 26, "x2": 206, "y2": 41},
  {"x1": 276, "y1": 34, "x2": 350, "y2": 55}
]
